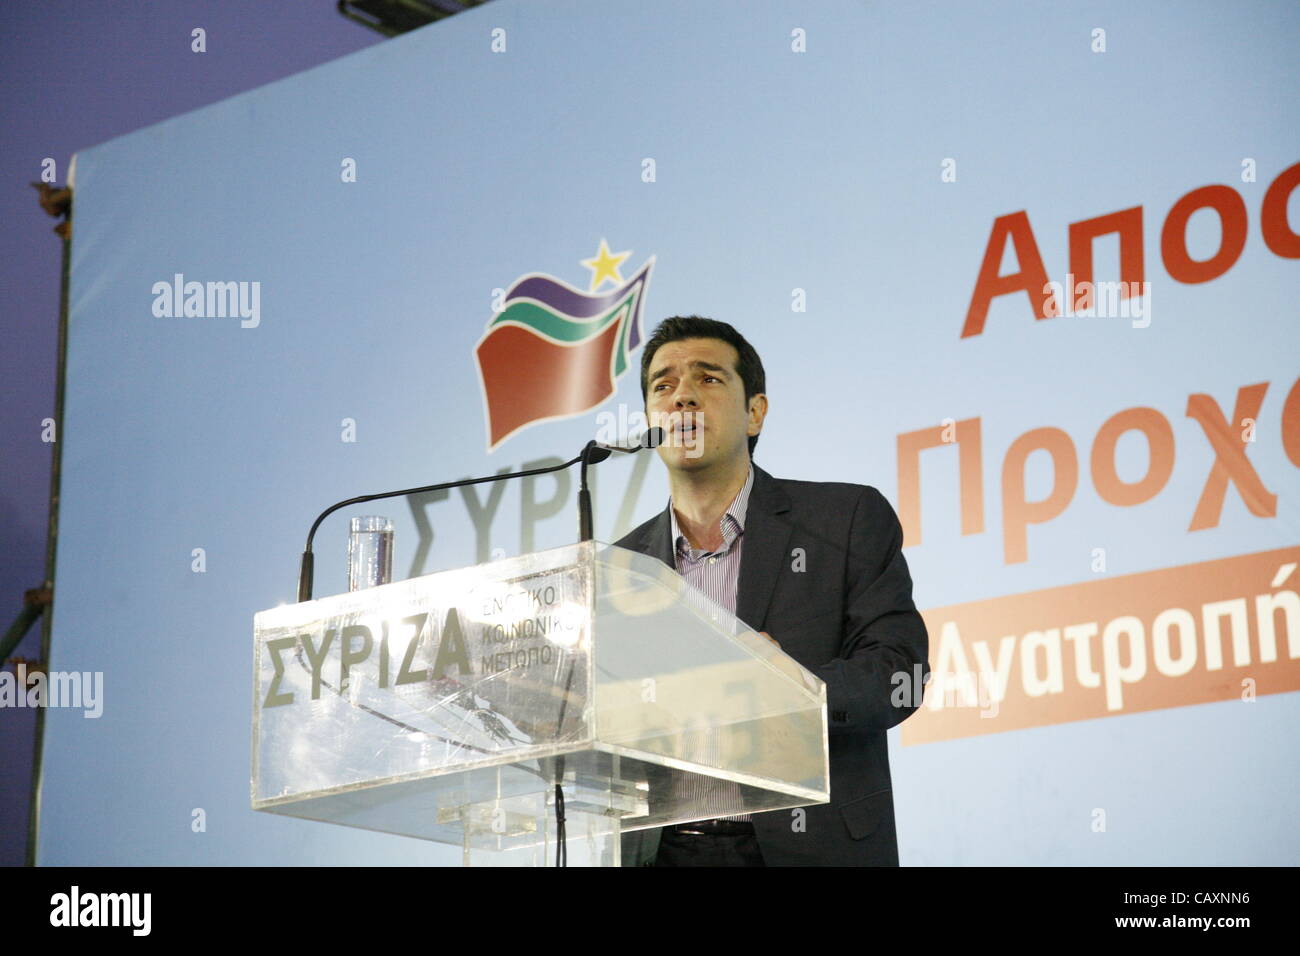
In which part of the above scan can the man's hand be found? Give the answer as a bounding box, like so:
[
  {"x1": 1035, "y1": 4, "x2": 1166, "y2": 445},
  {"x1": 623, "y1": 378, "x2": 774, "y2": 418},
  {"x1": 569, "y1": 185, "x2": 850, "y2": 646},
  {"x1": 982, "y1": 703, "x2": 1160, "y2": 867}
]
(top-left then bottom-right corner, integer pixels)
[{"x1": 754, "y1": 630, "x2": 813, "y2": 687}]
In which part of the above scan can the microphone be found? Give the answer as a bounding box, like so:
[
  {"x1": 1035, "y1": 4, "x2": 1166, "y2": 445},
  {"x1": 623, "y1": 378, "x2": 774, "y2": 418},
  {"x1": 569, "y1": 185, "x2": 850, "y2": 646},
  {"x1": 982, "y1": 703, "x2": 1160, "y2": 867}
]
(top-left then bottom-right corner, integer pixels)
[
  {"x1": 296, "y1": 457, "x2": 582, "y2": 603},
  {"x1": 577, "y1": 426, "x2": 664, "y2": 538},
  {"x1": 564, "y1": 423, "x2": 664, "y2": 865},
  {"x1": 296, "y1": 427, "x2": 667, "y2": 603},
  {"x1": 584, "y1": 426, "x2": 667, "y2": 463}
]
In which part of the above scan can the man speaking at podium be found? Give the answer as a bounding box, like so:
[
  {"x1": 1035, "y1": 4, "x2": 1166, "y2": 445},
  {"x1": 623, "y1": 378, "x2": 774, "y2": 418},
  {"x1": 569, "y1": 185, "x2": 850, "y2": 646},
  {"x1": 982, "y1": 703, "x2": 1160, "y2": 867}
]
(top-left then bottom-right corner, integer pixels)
[{"x1": 616, "y1": 316, "x2": 930, "y2": 867}]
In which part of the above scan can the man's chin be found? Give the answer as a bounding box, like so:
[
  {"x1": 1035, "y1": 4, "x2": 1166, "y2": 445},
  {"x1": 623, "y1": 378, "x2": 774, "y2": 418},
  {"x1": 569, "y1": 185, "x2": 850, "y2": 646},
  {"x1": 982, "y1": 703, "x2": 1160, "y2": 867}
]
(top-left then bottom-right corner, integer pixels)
[{"x1": 659, "y1": 444, "x2": 710, "y2": 469}]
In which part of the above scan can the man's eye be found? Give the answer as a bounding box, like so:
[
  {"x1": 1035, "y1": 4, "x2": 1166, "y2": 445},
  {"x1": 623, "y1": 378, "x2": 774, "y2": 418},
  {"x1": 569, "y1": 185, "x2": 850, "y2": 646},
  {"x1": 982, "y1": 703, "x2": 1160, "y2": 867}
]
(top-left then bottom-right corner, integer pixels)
[{"x1": 704, "y1": 376, "x2": 720, "y2": 383}]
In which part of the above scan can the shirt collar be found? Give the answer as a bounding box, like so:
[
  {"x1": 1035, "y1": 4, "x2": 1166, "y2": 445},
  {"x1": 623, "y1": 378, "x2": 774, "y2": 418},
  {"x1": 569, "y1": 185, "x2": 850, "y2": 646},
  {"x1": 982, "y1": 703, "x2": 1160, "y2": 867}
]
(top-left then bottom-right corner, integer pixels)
[{"x1": 669, "y1": 463, "x2": 754, "y2": 555}]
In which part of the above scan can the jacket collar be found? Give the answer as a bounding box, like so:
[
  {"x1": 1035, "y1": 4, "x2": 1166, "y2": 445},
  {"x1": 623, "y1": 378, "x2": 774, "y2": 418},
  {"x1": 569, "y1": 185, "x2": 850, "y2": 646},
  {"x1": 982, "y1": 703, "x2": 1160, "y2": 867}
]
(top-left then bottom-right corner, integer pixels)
[{"x1": 622, "y1": 461, "x2": 792, "y2": 632}]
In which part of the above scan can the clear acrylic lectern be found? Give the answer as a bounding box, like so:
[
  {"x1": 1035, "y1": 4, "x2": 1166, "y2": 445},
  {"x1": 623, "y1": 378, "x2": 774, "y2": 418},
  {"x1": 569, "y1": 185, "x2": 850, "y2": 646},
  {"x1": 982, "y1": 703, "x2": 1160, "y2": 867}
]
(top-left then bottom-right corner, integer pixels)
[{"x1": 251, "y1": 541, "x2": 829, "y2": 866}]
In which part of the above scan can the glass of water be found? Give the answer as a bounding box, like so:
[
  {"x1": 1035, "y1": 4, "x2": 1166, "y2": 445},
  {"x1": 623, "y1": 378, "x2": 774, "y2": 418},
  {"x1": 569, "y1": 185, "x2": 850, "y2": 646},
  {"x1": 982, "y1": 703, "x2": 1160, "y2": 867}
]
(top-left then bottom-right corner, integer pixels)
[{"x1": 348, "y1": 516, "x2": 394, "y2": 591}]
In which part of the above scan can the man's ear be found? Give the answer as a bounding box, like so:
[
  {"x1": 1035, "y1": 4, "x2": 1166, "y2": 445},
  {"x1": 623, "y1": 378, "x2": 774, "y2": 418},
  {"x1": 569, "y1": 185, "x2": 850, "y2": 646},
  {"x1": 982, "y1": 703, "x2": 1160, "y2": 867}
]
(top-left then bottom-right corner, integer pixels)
[{"x1": 748, "y1": 393, "x2": 768, "y2": 434}]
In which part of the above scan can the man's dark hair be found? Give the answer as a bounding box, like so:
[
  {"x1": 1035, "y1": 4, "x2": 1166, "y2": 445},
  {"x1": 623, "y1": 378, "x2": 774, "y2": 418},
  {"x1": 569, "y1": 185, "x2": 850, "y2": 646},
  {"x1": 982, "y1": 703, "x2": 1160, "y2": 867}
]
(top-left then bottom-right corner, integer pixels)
[{"x1": 639, "y1": 315, "x2": 766, "y2": 457}]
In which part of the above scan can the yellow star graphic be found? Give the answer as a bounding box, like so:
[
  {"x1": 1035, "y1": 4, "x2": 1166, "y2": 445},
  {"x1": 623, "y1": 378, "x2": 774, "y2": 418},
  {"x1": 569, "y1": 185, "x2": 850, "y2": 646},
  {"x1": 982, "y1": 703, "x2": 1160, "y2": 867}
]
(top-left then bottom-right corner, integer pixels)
[{"x1": 580, "y1": 239, "x2": 631, "y2": 292}]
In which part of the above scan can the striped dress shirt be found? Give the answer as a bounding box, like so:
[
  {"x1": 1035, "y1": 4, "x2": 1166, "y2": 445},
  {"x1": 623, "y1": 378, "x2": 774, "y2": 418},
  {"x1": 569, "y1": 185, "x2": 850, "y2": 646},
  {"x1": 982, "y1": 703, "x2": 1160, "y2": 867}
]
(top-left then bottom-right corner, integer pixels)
[{"x1": 667, "y1": 462, "x2": 754, "y2": 822}]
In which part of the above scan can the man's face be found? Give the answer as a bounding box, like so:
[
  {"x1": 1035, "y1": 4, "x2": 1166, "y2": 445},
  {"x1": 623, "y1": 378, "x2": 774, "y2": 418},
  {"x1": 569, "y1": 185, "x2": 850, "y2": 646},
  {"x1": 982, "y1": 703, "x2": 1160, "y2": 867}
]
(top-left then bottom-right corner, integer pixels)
[{"x1": 644, "y1": 337, "x2": 765, "y2": 472}]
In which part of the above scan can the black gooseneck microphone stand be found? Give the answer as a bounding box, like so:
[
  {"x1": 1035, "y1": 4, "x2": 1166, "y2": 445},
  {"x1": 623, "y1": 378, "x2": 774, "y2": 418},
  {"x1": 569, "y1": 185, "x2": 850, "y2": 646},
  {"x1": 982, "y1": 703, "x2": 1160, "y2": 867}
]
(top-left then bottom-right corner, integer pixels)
[{"x1": 294, "y1": 429, "x2": 661, "y2": 866}]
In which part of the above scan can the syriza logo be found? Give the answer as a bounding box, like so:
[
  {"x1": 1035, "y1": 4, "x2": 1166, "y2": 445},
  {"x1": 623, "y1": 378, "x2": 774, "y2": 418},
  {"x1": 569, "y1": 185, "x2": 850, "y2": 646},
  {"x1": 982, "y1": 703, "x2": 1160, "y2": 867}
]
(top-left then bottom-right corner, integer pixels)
[{"x1": 473, "y1": 239, "x2": 654, "y2": 452}]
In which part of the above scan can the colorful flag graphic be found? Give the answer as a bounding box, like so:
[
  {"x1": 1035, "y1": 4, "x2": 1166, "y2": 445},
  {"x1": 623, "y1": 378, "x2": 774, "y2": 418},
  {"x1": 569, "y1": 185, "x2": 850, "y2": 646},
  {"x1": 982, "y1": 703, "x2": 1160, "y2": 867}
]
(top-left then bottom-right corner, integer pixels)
[{"x1": 474, "y1": 254, "x2": 655, "y2": 451}]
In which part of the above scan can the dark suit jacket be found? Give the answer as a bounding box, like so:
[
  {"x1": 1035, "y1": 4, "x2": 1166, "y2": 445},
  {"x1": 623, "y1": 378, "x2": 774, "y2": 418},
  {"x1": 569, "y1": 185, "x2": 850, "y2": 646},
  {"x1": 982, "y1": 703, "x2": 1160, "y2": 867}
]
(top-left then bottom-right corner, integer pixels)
[{"x1": 615, "y1": 462, "x2": 929, "y2": 866}]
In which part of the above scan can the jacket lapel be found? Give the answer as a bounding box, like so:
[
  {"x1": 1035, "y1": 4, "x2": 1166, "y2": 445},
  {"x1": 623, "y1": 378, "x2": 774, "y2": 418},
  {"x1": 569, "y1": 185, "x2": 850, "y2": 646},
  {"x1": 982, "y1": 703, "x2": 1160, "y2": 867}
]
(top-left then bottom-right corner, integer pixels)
[
  {"x1": 734, "y1": 463, "x2": 792, "y2": 633},
  {"x1": 624, "y1": 462, "x2": 793, "y2": 633},
  {"x1": 642, "y1": 503, "x2": 676, "y2": 571}
]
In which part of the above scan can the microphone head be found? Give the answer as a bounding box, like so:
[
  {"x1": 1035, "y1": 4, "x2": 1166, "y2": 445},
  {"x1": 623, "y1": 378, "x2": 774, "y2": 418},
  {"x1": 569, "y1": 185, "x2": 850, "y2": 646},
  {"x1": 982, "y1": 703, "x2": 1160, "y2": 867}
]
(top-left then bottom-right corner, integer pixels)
[
  {"x1": 641, "y1": 426, "x2": 666, "y2": 449},
  {"x1": 584, "y1": 442, "x2": 613, "y2": 464}
]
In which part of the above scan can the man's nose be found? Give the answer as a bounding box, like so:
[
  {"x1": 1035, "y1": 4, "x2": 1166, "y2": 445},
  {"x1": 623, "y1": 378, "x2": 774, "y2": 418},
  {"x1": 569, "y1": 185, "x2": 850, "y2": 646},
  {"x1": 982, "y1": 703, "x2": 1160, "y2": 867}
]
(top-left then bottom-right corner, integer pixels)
[{"x1": 672, "y1": 385, "x2": 699, "y2": 407}]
